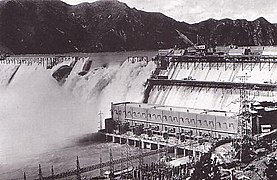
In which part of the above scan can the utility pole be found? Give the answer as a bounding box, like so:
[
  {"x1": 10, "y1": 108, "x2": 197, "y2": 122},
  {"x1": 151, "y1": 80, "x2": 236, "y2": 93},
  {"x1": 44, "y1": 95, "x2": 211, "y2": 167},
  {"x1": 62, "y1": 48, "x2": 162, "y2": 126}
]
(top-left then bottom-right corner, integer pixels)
[
  {"x1": 38, "y1": 164, "x2": 43, "y2": 180},
  {"x1": 51, "y1": 165, "x2": 54, "y2": 179},
  {"x1": 139, "y1": 140, "x2": 144, "y2": 180},
  {"x1": 100, "y1": 154, "x2": 104, "y2": 177},
  {"x1": 120, "y1": 151, "x2": 124, "y2": 179},
  {"x1": 23, "y1": 172, "x2": 26, "y2": 180},
  {"x1": 76, "y1": 156, "x2": 81, "y2": 180}
]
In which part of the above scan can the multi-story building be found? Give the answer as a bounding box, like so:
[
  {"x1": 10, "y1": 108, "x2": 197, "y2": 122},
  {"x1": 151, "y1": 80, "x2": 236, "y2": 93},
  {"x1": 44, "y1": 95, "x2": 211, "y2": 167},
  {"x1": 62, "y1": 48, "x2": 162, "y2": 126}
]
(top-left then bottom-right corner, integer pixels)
[{"x1": 110, "y1": 102, "x2": 239, "y2": 139}]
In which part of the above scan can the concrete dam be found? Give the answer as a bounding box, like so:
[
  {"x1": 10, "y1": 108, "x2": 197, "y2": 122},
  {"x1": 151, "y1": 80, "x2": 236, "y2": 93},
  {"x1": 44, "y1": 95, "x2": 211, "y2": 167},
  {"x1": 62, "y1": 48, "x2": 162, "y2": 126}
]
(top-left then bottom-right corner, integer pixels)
[{"x1": 147, "y1": 60, "x2": 277, "y2": 112}]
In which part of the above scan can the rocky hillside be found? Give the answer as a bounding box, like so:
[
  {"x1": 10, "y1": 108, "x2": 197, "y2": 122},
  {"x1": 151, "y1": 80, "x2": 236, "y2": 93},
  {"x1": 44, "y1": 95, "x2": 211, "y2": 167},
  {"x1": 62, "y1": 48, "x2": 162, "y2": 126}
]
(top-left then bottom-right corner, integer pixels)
[
  {"x1": 0, "y1": 0, "x2": 277, "y2": 54},
  {"x1": 191, "y1": 17, "x2": 277, "y2": 47}
]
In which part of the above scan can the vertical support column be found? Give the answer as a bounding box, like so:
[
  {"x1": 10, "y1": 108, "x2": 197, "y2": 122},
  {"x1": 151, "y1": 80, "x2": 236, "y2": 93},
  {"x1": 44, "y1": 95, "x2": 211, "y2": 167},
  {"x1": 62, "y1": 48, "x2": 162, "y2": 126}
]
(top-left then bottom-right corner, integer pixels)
[
  {"x1": 242, "y1": 61, "x2": 244, "y2": 71},
  {"x1": 193, "y1": 149, "x2": 196, "y2": 158},
  {"x1": 141, "y1": 140, "x2": 144, "y2": 149}
]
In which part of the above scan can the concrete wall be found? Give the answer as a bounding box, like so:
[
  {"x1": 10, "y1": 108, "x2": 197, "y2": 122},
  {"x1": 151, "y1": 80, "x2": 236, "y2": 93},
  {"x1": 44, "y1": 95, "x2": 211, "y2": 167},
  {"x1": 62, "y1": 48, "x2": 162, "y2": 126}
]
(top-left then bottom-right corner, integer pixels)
[
  {"x1": 151, "y1": 61, "x2": 277, "y2": 112},
  {"x1": 164, "y1": 62, "x2": 277, "y2": 84}
]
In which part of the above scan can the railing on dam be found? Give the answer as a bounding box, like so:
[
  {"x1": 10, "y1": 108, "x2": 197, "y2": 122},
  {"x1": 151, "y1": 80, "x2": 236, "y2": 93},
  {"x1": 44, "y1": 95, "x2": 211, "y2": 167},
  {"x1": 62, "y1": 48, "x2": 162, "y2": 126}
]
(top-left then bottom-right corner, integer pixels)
[
  {"x1": 0, "y1": 56, "x2": 83, "y2": 69},
  {"x1": 147, "y1": 79, "x2": 277, "y2": 91},
  {"x1": 161, "y1": 54, "x2": 277, "y2": 63},
  {"x1": 28, "y1": 146, "x2": 169, "y2": 180}
]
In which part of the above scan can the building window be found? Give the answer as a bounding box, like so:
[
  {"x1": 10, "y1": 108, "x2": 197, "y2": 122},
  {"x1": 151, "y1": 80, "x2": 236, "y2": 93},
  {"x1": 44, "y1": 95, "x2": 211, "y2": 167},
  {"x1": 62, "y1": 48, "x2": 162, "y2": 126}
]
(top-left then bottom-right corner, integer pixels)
[
  {"x1": 185, "y1": 118, "x2": 190, "y2": 124},
  {"x1": 174, "y1": 117, "x2": 178, "y2": 122},
  {"x1": 198, "y1": 120, "x2": 202, "y2": 126},
  {"x1": 142, "y1": 113, "x2": 146, "y2": 118}
]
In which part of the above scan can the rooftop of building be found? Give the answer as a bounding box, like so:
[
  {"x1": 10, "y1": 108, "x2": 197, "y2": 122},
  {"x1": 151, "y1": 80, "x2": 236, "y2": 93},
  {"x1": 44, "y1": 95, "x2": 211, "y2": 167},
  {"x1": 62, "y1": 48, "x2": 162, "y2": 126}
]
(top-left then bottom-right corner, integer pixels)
[{"x1": 113, "y1": 102, "x2": 237, "y2": 117}]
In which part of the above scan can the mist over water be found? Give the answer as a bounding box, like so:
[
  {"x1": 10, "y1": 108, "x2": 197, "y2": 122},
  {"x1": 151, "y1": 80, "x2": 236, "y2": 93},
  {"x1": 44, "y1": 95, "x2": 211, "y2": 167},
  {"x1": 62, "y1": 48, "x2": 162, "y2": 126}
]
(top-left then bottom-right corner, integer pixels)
[
  {"x1": 0, "y1": 65, "x2": 95, "y2": 164},
  {"x1": 0, "y1": 51, "x2": 157, "y2": 178}
]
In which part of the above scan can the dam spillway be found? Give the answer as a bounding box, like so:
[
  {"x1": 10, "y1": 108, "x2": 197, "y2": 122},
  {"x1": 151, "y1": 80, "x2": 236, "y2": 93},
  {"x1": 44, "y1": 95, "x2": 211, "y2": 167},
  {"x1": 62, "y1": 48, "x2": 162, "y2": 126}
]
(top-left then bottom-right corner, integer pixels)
[{"x1": 146, "y1": 59, "x2": 277, "y2": 112}]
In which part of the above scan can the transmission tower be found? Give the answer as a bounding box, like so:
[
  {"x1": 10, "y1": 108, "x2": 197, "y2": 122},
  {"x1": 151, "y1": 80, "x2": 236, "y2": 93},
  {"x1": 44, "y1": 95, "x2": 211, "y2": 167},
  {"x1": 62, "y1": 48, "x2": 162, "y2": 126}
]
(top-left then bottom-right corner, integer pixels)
[
  {"x1": 139, "y1": 140, "x2": 144, "y2": 176},
  {"x1": 109, "y1": 148, "x2": 114, "y2": 179},
  {"x1": 237, "y1": 73, "x2": 252, "y2": 138}
]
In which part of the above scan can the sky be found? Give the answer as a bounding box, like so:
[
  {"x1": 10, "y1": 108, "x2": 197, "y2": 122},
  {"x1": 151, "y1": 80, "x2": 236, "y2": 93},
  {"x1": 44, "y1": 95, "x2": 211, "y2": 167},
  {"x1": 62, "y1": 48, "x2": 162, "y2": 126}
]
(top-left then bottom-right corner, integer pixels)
[{"x1": 63, "y1": 0, "x2": 277, "y2": 24}]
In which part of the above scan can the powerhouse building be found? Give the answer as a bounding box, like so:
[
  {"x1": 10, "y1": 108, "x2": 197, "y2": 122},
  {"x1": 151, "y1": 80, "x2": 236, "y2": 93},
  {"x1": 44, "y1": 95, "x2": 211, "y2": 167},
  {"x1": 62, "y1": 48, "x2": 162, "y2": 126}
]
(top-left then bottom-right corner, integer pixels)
[{"x1": 110, "y1": 102, "x2": 239, "y2": 139}]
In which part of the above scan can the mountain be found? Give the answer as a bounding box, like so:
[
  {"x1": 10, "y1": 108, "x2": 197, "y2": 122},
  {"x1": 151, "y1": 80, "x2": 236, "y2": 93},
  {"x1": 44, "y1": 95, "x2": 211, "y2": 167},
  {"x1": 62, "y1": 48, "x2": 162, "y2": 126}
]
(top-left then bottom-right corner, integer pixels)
[
  {"x1": 0, "y1": 0, "x2": 276, "y2": 54},
  {"x1": 191, "y1": 17, "x2": 277, "y2": 47}
]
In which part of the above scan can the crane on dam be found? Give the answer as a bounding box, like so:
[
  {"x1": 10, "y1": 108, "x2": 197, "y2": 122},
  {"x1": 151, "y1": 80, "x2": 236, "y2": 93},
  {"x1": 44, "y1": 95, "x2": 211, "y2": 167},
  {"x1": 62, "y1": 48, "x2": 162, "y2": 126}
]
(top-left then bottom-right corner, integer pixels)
[{"x1": 175, "y1": 29, "x2": 206, "y2": 51}]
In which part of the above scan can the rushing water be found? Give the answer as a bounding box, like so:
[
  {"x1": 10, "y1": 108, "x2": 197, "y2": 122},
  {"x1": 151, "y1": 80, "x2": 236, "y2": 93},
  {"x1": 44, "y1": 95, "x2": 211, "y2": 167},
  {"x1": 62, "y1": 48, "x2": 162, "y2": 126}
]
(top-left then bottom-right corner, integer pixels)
[{"x1": 0, "y1": 51, "x2": 157, "y2": 179}]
